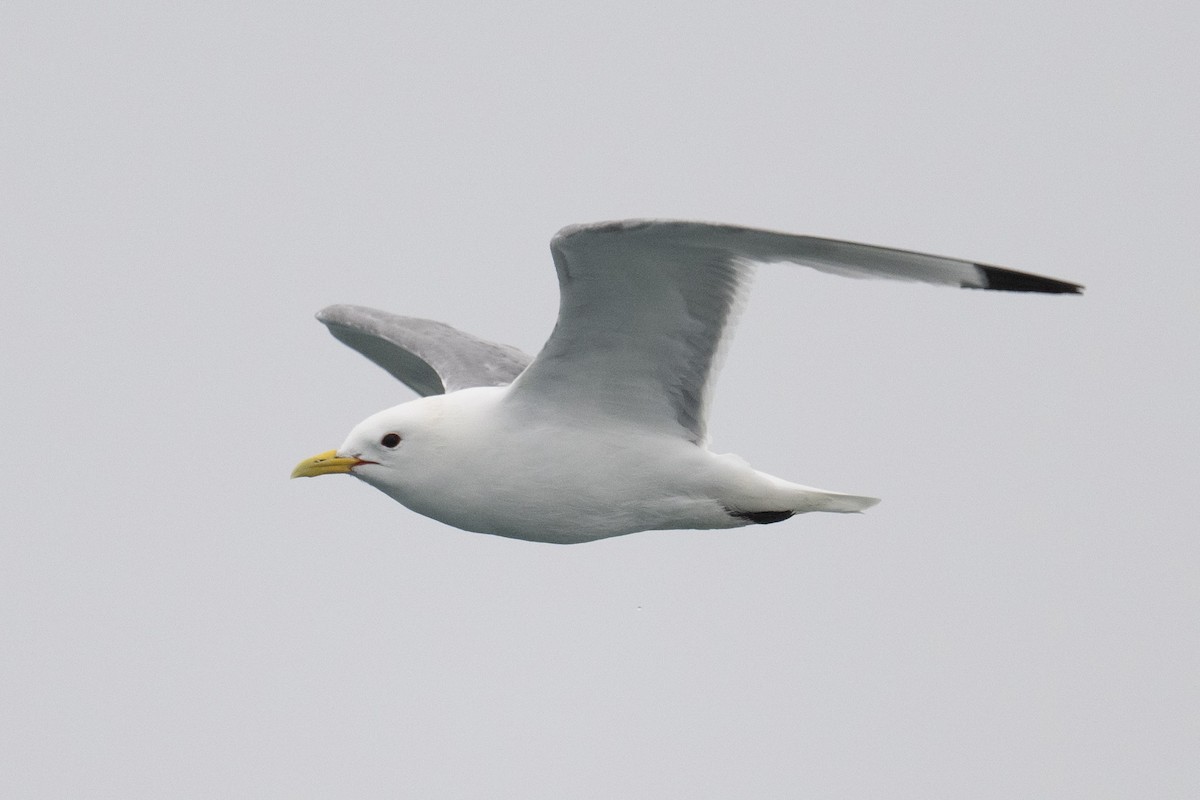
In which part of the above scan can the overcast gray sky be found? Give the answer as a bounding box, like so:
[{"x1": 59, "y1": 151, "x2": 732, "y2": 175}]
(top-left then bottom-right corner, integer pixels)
[{"x1": 3, "y1": 1, "x2": 1197, "y2": 797}]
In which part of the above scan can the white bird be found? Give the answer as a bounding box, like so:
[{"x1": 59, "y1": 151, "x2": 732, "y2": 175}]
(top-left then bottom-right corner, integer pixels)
[{"x1": 292, "y1": 220, "x2": 1081, "y2": 544}]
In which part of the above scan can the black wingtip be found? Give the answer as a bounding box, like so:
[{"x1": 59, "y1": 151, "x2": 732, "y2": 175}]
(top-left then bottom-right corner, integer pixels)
[
  {"x1": 977, "y1": 264, "x2": 1084, "y2": 294},
  {"x1": 727, "y1": 509, "x2": 795, "y2": 525}
]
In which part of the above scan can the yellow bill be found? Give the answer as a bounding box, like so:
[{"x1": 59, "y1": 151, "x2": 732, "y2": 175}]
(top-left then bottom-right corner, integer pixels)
[{"x1": 291, "y1": 449, "x2": 363, "y2": 478}]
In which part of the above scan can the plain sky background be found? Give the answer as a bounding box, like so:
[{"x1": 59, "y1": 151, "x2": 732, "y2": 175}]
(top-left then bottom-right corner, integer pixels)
[{"x1": 3, "y1": 1, "x2": 1197, "y2": 797}]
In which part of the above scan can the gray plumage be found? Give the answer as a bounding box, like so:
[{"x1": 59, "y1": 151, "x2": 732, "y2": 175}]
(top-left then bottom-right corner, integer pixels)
[
  {"x1": 317, "y1": 220, "x2": 1081, "y2": 445},
  {"x1": 507, "y1": 220, "x2": 1081, "y2": 444},
  {"x1": 317, "y1": 305, "x2": 531, "y2": 397}
]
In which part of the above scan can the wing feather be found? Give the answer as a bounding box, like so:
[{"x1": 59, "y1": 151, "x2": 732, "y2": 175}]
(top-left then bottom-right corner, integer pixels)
[
  {"x1": 317, "y1": 304, "x2": 532, "y2": 396},
  {"x1": 506, "y1": 220, "x2": 1081, "y2": 443}
]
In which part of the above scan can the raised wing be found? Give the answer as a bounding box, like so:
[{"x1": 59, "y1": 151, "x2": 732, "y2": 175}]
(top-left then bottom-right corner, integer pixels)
[
  {"x1": 507, "y1": 220, "x2": 1082, "y2": 444},
  {"x1": 317, "y1": 304, "x2": 532, "y2": 396}
]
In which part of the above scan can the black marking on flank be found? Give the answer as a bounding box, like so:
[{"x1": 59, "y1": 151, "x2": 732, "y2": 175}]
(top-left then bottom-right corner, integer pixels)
[
  {"x1": 727, "y1": 508, "x2": 795, "y2": 525},
  {"x1": 976, "y1": 264, "x2": 1083, "y2": 294}
]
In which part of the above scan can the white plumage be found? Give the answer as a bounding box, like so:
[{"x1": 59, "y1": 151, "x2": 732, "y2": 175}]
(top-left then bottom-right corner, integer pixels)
[{"x1": 293, "y1": 220, "x2": 1081, "y2": 543}]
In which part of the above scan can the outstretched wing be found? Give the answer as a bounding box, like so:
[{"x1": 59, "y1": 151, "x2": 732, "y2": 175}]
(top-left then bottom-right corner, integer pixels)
[
  {"x1": 317, "y1": 304, "x2": 532, "y2": 396},
  {"x1": 507, "y1": 220, "x2": 1082, "y2": 444}
]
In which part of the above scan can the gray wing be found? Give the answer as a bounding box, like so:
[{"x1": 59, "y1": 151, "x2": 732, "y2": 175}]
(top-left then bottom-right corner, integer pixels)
[
  {"x1": 317, "y1": 304, "x2": 532, "y2": 396},
  {"x1": 506, "y1": 220, "x2": 1082, "y2": 445}
]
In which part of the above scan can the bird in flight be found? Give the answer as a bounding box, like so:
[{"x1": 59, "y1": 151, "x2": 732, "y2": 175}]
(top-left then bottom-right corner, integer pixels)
[{"x1": 292, "y1": 220, "x2": 1081, "y2": 544}]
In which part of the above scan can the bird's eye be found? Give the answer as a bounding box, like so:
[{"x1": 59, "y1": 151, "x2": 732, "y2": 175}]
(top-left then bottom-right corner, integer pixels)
[{"x1": 380, "y1": 433, "x2": 401, "y2": 448}]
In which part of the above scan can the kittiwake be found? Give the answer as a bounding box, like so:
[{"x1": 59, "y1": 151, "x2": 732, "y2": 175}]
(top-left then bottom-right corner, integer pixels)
[{"x1": 292, "y1": 220, "x2": 1081, "y2": 544}]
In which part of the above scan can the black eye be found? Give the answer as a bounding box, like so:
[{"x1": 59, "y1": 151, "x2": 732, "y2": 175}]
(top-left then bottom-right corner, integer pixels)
[{"x1": 380, "y1": 433, "x2": 401, "y2": 448}]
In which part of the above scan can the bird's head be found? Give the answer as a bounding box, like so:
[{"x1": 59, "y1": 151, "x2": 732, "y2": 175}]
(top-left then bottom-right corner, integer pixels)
[{"x1": 291, "y1": 398, "x2": 445, "y2": 488}]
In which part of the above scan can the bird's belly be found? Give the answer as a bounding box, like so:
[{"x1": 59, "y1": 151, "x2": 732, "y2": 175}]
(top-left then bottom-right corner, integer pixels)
[{"x1": 390, "y1": 432, "x2": 733, "y2": 543}]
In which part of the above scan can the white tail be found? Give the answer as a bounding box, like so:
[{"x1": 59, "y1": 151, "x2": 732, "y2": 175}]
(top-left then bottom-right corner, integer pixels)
[
  {"x1": 807, "y1": 490, "x2": 881, "y2": 513},
  {"x1": 811, "y1": 494, "x2": 878, "y2": 513}
]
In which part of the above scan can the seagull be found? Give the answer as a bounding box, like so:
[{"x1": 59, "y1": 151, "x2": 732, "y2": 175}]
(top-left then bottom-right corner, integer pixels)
[{"x1": 292, "y1": 220, "x2": 1081, "y2": 544}]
